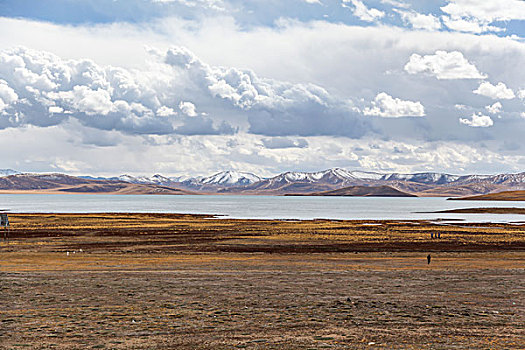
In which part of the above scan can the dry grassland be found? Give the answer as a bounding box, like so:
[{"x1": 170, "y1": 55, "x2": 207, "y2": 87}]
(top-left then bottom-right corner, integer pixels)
[{"x1": 0, "y1": 213, "x2": 524, "y2": 349}]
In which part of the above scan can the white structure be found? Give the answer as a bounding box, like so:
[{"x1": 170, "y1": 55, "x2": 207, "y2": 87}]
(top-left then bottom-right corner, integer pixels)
[{"x1": 1, "y1": 213, "x2": 9, "y2": 241}]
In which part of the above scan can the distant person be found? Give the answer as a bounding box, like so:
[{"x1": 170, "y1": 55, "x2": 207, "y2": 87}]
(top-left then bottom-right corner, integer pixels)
[
  {"x1": 438, "y1": 232, "x2": 441, "y2": 239},
  {"x1": 431, "y1": 232, "x2": 434, "y2": 239},
  {"x1": 427, "y1": 254, "x2": 431, "y2": 264}
]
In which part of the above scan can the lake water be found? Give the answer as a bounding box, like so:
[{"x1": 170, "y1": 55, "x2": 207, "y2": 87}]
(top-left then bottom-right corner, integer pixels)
[{"x1": 0, "y1": 194, "x2": 524, "y2": 223}]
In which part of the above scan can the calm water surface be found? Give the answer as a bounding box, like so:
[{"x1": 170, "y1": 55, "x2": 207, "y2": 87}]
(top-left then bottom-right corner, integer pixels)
[{"x1": 0, "y1": 194, "x2": 523, "y2": 223}]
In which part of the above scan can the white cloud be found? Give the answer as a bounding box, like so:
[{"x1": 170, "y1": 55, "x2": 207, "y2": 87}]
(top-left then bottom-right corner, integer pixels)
[
  {"x1": 48, "y1": 106, "x2": 64, "y2": 114},
  {"x1": 0, "y1": 46, "x2": 368, "y2": 138},
  {"x1": 342, "y1": 0, "x2": 385, "y2": 22},
  {"x1": 440, "y1": 0, "x2": 524, "y2": 34},
  {"x1": 179, "y1": 101, "x2": 198, "y2": 116},
  {"x1": 156, "y1": 46, "x2": 367, "y2": 137},
  {"x1": 441, "y1": 0, "x2": 525, "y2": 24},
  {"x1": 156, "y1": 106, "x2": 176, "y2": 116},
  {"x1": 1, "y1": 16, "x2": 525, "y2": 175},
  {"x1": 0, "y1": 46, "x2": 226, "y2": 135},
  {"x1": 485, "y1": 102, "x2": 502, "y2": 114},
  {"x1": 363, "y1": 92, "x2": 425, "y2": 118},
  {"x1": 60, "y1": 86, "x2": 116, "y2": 115},
  {"x1": 380, "y1": 0, "x2": 410, "y2": 9},
  {"x1": 473, "y1": 82, "x2": 515, "y2": 100},
  {"x1": 441, "y1": 16, "x2": 505, "y2": 34},
  {"x1": 404, "y1": 50, "x2": 486, "y2": 79},
  {"x1": 0, "y1": 79, "x2": 18, "y2": 112},
  {"x1": 459, "y1": 113, "x2": 493, "y2": 127},
  {"x1": 518, "y1": 89, "x2": 525, "y2": 99},
  {"x1": 396, "y1": 10, "x2": 441, "y2": 31}
]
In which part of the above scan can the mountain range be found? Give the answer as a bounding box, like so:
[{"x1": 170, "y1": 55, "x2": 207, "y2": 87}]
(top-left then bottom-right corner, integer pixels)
[{"x1": 1, "y1": 168, "x2": 524, "y2": 197}]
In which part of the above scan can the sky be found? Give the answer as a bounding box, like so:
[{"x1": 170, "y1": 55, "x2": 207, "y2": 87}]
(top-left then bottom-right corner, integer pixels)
[{"x1": 0, "y1": 0, "x2": 524, "y2": 177}]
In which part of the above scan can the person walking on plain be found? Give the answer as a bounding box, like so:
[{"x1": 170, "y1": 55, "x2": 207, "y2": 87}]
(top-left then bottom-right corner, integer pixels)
[{"x1": 427, "y1": 254, "x2": 431, "y2": 264}]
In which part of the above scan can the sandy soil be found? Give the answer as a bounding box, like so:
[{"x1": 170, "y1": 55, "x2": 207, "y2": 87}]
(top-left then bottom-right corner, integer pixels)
[{"x1": 0, "y1": 213, "x2": 524, "y2": 349}]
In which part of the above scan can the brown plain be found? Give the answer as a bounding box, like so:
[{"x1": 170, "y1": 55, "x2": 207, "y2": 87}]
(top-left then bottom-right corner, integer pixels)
[
  {"x1": 452, "y1": 190, "x2": 525, "y2": 201},
  {"x1": 1, "y1": 213, "x2": 524, "y2": 349}
]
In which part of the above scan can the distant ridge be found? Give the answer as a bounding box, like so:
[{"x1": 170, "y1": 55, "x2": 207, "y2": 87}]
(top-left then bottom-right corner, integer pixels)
[
  {"x1": 288, "y1": 185, "x2": 416, "y2": 197},
  {"x1": 1, "y1": 168, "x2": 524, "y2": 197},
  {"x1": 0, "y1": 173, "x2": 193, "y2": 195}
]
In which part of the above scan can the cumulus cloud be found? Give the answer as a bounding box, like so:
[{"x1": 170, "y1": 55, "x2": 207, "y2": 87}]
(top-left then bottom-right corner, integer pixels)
[
  {"x1": 0, "y1": 47, "x2": 179, "y2": 134},
  {"x1": 0, "y1": 79, "x2": 18, "y2": 111},
  {"x1": 179, "y1": 101, "x2": 198, "y2": 116},
  {"x1": 473, "y1": 82, "x2": 515, "y2": 100},
  {"x1": 485, "y1": 102, "x2": 502, "y2": 114},
  {"x1": 459, "y1": 113, "x2": 494, "y2": 127},
  {"x1": 404, "y1": 50, "x2": 486, "y2": 80},
  {"x1": 156, "y1": 106, "x2": 176, "y2": 116},
  {"x1": 48, "y1": 106, "x2": 64, "y2": 114},
  {"x1": 156, "y1": 46, "x2": 369, "y2": 137},
  {"x1": 0, "y1": 46, "x2": 373, "y2": 138},
  {"x1": 517, "y1": 89, "x2": 525, "y2": 99},
  {"x1": 1, "y1": 15, "x2": 524, "y2": 175},
  {"x1": 342, "y1": 0, "x2": 385, "y2": 22},
  {"x1": 363, "y1": 92, "x2": 425, "y2": 118},
  {"x1": 396, "y1": 10, "x2": 441, "y2": 31}
]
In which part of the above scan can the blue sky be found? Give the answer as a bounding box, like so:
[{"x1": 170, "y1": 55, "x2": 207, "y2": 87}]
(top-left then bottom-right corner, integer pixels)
[
  {"x1": 0, "y1": 0, "x2": 524, "y2": 176},
  {"x1": 1, "y1": 0, "x2": 521, "y2": 36}
]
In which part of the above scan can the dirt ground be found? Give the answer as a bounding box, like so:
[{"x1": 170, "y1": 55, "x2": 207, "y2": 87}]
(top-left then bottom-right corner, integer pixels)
[{"x1": 0, "y1": 213, "x2": 524, "y2": 349}]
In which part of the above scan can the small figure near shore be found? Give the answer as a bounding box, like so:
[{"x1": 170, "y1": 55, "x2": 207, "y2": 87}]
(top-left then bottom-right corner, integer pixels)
[
  {"x1": 438, "y1": 232, "x2": 441, "y2": 239},
  {"x1": 427, "y1": 254, "x2": 431, "y2": 264},
  {"x1": 431, "y1": 232, "x2": 434, "y2": 239}
]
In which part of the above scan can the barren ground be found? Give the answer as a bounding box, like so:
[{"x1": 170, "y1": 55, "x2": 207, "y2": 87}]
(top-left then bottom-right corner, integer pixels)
[{"x1": 0, "y1": 213, "x2": 524, "y2": 349}]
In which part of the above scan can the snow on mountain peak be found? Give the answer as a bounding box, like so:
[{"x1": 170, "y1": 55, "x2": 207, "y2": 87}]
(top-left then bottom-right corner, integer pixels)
[
  {"x1": 199, "y1": 171, "x2": 262, "y2": 186},
  {"x1": 274, "y1": 168, "x2": 359, "y2": 184}
]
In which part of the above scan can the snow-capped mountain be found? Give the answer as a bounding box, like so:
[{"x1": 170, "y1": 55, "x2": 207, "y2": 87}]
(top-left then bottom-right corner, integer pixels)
[
  {"x1": 0, "y1": 169, "x2": 21, "y2": 177},
  {"x1": 182, "y1": 171, "x2": 262, "y2": 188},
  {"x1": 75, "y1": 168, "x2": 525, "y2": 196},
  {"x1": 244, "y1": 168, "x2": 366, "y2": 192},
  {"x1": 200, "y1": 171, "x2": 262, "y2": 185},
  {"x1": 236, "y1": 168, "x2": 525, "y2": 194},
  {"x1": 116, "y1": 174, "x2": 169, "y2": 185},
  {"x1": 379, "y1": 172, "x2": 462, "y2": 185},
  {"x1": 99, "y1": 171, "x2": 263, "y2": 189}
]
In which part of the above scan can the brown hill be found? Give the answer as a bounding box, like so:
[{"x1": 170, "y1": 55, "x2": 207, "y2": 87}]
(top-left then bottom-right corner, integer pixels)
[
  {"x1": 0, "y1": 174, "x2": 194, "y2": 195},
  {"x1": 289, "y1": 185, "x2": 416, "y2": 197},
  {"x1": 450, "y1": 190, "x2": 525, "y2": 201}
]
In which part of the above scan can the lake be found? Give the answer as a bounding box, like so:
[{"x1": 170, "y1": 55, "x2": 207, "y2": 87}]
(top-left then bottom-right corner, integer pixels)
[{"x1": 0, "y1": 194, "x2": 524, "y2": 223}]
